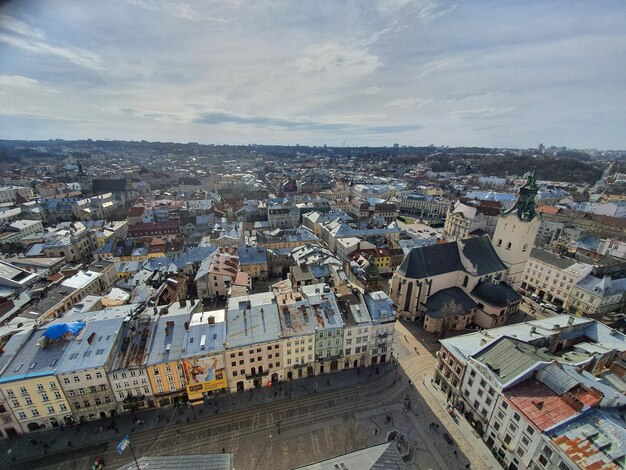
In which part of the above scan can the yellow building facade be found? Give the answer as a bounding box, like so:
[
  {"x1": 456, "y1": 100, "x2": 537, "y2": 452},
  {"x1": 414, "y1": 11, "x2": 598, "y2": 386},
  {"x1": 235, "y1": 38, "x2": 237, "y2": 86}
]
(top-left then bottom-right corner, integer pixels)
[
  {"x1": 0, "y1": 376, "x2": 73, "y2": 433},
  {"x1": 146, "y1": 361, "x2": 187, "y2": 407}
]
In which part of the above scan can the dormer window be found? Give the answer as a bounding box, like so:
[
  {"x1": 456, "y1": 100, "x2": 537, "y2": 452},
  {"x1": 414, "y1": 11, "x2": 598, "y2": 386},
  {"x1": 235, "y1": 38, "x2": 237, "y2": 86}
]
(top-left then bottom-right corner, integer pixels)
[{"x1": 506, "y1": 242, "x2": 512, "y2": 250}]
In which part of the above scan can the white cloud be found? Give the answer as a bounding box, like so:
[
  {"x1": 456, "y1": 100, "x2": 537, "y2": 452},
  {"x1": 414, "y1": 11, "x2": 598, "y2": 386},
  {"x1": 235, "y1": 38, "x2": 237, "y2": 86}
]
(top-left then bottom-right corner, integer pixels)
[
  {"x1": 384, "y1": 98, "x2": 431, "y2": 108},
  {"x1": 448, "y1": 107, "x2": 515, "y2": 120},
  {"x1": 417, "y1": 57, "x2": 465, "y2": 78},
  {"x1": 363, "y1": 87, "x2": 381, "y2": 95},
  {"x1": 0, "y1": 13, "x2": 45, "y2": 39},
  {"x1": 296, "y1": 43, "x2": 381, "y2": 78},
  {"x1": 377, "y1": 0, "x2": 456, "y2": 20},
  {"x1": 0, "y1": 33, "x2": 104, "y2": 70},
  {"x1": 127, "y1": 0, "x2": 226, "y2": 22}
]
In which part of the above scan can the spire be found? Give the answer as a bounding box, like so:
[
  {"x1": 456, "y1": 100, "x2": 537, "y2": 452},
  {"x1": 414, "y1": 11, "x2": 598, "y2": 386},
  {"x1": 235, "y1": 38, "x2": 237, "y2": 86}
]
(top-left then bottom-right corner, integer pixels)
[{"x1": 502, "y1": 172, "x2": 538, "y2": 222}]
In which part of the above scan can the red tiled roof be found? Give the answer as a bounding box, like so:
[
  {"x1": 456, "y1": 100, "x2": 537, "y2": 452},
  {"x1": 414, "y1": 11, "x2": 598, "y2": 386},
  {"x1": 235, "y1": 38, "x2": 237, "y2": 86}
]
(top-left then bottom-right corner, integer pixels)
[
  {"x1": 505, "y1": 380, "x2": 578, "y2": 431},
  {"x1": 537, "y1": 206, "x2": 560, "y2": 215}
]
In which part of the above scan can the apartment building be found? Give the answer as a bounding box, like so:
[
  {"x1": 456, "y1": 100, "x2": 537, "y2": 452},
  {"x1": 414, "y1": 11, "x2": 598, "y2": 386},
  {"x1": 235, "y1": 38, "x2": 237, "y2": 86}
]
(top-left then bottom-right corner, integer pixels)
[
  {"x1": 365, "y1": 291, "x2": 396, "y2": 366},
  {"x1": 194, "y1": 248, "x2": 239, "y2": 298},
  {"x1": 237, "y1": 246, "x2": 268, "y2": 281},
  {"x1": 521, "y1": 249, "x2": 592, "y2": 306},
  {"x1": 301, "y1": 284, "x2": 344, "y2": 375},
  {"x1": 145, "y1": 310, "x2": 191, "y2": 407},
  {"x1": 276, "y1": 292, "x2": 316, "y2": 380},
  {"x1": 55, "y1": 317, "x2": 124, "y2": 421},
  {"x1": 443, "y1": 201, "x2": 487, "y2": 241},
  {"x1": 224, "y1": 292, "x2": 283, "y2": 392},
  {"x1": 565, "y1": 275, "x2": 626, "y2": 317},
  {"x1": 336, "y1": 289, "x2": 372, "y2": 370},
  {"x1": 1, "y1": 220, "x2": 43, "y2": 247},
  {"x1": 107, "y1": 313, "x2": 156, "y2": 412},
  {"x1": 182, "y1": 309, "x2": 227, "y2": 403},
  {"x1": 0, "y1": 328, "x2": 75, "y2": 434}
]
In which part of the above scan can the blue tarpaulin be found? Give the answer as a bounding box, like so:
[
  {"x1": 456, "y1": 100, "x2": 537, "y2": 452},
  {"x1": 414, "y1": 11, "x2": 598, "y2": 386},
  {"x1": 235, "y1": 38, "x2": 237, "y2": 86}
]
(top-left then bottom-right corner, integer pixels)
[{"x1": 43, "y1": 321, "x2": 86, "y2": 340}]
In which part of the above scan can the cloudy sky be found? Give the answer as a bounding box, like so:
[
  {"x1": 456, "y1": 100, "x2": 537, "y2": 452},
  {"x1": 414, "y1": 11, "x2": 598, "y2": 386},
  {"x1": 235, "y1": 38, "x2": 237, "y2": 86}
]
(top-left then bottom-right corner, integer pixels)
[{"x1": 1, "y1": 0, "x2": 625, "y2": 148}]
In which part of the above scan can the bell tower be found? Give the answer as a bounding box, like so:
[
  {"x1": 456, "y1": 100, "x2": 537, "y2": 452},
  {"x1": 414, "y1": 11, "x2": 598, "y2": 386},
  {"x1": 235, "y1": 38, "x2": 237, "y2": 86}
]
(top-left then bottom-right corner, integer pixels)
[{"x1": 492, "y1": 172, "x2": 540, "y2": 289}]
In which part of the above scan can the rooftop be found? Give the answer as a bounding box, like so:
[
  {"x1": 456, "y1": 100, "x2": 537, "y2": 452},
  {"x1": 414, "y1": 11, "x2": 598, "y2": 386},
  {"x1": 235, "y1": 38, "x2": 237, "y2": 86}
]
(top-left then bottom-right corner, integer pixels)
[{"x1": 226, "y1": 292, "x2": 282, "y2": 349}]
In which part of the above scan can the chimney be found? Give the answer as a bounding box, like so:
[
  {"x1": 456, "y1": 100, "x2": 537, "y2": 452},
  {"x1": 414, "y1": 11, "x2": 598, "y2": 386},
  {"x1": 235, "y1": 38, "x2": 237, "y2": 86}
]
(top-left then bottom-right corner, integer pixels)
[
  {"x1": 208, "y1": 316, "x2": 215, "y2": 325},
  {"x1": 179, "y1": 299, "x2": 187, "y2": 308}
]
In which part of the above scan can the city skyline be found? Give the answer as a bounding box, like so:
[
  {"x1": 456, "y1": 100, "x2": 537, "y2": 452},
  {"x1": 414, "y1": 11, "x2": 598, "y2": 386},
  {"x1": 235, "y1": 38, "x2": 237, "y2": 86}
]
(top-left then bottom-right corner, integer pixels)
[{"x1": 1, "y1": 0, "x2": 625, "y2": 149}]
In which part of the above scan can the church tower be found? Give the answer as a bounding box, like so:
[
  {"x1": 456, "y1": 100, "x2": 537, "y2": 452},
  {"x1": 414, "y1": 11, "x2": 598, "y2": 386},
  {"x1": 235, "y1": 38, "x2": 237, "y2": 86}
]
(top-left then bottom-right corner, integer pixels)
[{"x1": 492, "y1": 172, "x2": 540, "y2": 289}]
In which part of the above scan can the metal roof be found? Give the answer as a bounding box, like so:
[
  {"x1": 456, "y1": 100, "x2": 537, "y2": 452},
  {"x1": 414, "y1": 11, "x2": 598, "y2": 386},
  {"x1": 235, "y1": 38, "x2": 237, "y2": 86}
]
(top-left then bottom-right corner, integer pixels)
[
  {"x1": 56, "y1": 316, "x2": 125, "y2": 373},
  {"x1": 146, "y1": 311, "x2": 193, "y2": 366},
  {"x1": 226, "y1": 292, "x2": 282, "y2": 349},
  {"x1": 293, "y1": 442, "x2": 406, "y2": 470}
]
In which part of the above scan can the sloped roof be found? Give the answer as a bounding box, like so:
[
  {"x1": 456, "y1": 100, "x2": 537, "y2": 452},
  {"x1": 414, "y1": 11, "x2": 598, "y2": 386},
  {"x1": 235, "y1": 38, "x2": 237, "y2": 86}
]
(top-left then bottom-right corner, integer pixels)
[
  {"x1": 398, "y1": 235, "x2": 505, "y2": 279},
  {"x1": 425, "y1": 287, "x2": 477, "y2": 317},
  {"x1": 471, "y1": 281, "x2": 520, "y2": 307}
]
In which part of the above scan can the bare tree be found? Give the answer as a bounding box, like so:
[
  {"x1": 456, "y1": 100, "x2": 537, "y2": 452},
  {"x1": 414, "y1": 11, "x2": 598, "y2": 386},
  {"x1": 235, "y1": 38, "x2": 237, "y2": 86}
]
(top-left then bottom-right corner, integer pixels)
[{"x1": 439, "y1": 300, "x2": 464, "y2": 338}]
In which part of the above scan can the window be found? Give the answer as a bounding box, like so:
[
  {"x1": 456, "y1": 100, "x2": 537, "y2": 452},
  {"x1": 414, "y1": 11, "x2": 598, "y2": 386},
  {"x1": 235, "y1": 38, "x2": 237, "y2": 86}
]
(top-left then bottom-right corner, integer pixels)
[
  {"x1": 233, "y1": 371, "x2": 237, "y2": 377},
  {"x1": 41, "y1": 393, "x2": 49, "y2": 402},
  {"x1": 11, "y1": 399, "x2": 19, "y2": 407},
  {"x1": 73, "y1": 376, "x2": 80, "y2": 383},
  {"x1": 18, "y1": 412, "x2": 27, "y2": 420},
  {"x1": 31, "y1": 409, "x2": 40, "y2": 417},
  {"x1": 54, "y1": 391, "x2": 62, "y2": 399},
  {"x1": 521, "y1": 435, "x2": 530, "y2": 447},
  {"x1": 504, "y1": 434, "x2": 512, "y2": 445},
  {"x1": 85, "y1": 374, "x2": 92, "y2": 380},
  {"x1": 509, "y1": 423, "x2": 518, "y2": 434},
  {"x1": 96, "y1": 372, "x2": 102, "y2": 379},
  {"x1": 19, "y1": 387, "x2": 27, "y2": 394},
  {"x1": 494, "y1": 421, "x2": 501, "y2": 431},
  {"x1": 37, "y1": 384, "x2": 44, "y2": 391},
  {"x1": 526, "y1": 426, "x2": 534, "y2": 435},
  {"x1": 25, "y1": 397, "x2": 33, "y2": 405},
  {"x1": 513, "y1": 412, "x2": 520, "y2": 422}
]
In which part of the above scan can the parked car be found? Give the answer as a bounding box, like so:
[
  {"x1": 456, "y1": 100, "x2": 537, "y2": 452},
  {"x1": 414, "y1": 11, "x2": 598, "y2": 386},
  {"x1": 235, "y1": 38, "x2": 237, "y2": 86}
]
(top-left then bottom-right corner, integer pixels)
[
  {"x1": 540, "y1": 302, "x2": 561, "y2": 313},
  {"x1": 443, "y1": 432, "x2": 454, "y2": 445}
]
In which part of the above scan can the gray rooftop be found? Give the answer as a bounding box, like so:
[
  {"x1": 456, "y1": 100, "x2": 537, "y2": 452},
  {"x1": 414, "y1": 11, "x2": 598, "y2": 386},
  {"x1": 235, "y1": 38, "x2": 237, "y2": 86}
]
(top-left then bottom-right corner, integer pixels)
[
  {"x1": 56, "y1": 316, "x2": 125, "y2": 373},
  {"x1": 293, "y1": 442, "x2": 406, "y2": 470},
  {"x1": 276, "y1": 293, "x2": 316, "y2": 338},
  {"x1": 146, "y1": 311, "x2": 193, "y2": 366},
  {"x1": 226, "y1": 292, "x2": 282, "y2": 349},
  {"x1": 530, "y1": 247, "x2": 578, "y2": 269},
  {"x1": 116, "y1": 454, "x2": 233, "y2": 470},
  {"x1": 0, "y1": 328, "x2": 72, "y2": 383},
  {"x1": 471, "y1": 337, "x2": 549, "y2": 385}
]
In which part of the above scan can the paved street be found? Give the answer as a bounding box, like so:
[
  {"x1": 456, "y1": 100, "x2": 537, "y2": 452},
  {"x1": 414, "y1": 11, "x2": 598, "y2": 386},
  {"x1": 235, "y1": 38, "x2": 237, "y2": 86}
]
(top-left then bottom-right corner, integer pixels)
[{"x1": 0, "y1": 322, "x2": 501, "y2": 470}]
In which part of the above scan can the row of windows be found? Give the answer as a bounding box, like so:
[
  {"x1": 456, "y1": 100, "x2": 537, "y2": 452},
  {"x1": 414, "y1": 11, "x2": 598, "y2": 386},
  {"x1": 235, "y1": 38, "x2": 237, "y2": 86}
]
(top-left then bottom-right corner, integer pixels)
[
  {"x1": 10, "y1": 389, "x2": 64, "y2": 407},
  {"x1": 74, "y1": 396, "x2": 111, "y2": 409},
  {"x1": 62, "y1": 372, "x2": 103, "y2": 384},
  {"x1": 229, "y1": 345, "x2": 280, "y2": 359},
  {"x1": 111, "y1": 370, "x2": 145, "y2": 380}
]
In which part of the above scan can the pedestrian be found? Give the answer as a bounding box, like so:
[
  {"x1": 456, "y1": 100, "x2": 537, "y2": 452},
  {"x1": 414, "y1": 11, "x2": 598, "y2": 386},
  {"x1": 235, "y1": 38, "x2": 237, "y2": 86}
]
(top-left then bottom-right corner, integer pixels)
[{"x1": 374, "y1": 428, "x2": 378, "y2": 435}]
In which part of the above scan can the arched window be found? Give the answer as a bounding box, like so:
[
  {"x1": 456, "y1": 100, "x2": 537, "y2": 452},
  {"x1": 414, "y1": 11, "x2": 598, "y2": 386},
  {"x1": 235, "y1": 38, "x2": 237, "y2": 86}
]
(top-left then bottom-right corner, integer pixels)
[
  {"x1": 404, "y1": 282, "x2": 413, "y2": 312},
  {"x1": 522, "y1": 243, "x2": 528, "y2": 252},
  {"x1": 496, "y1": 239, "x2": 502, "y2": 247},
  {"x1": 463, "y1": 275, "x2": 468, "y2": 288},
  {"x1": 506, "y1": 242, "x2": 512, "y2": 250}
]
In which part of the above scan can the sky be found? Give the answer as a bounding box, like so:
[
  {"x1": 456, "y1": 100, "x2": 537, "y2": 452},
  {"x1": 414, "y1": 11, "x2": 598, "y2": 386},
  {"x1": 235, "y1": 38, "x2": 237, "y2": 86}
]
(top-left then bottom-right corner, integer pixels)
[{"x1": 0, "y1": 0, "x2": 625, "y2": 149}]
